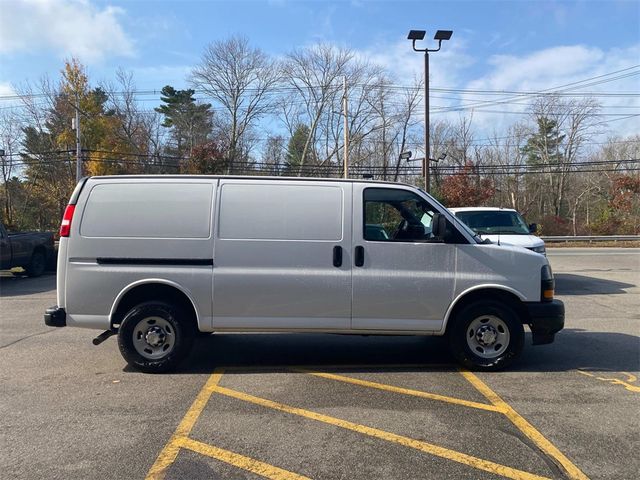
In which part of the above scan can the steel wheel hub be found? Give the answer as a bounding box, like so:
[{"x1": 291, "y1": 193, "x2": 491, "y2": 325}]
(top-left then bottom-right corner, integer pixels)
[
  {"x1": 466, "y1": 315, "x2": 510, "y2": 359},
  {"x1": 132, "y1": 316, "x2": 176, "y2": 360},
  {"x1": 476, "y1": 325, "x2": 498, "y2": 346},
  {"x1": 145, "y1": 326, "x2": 166, "y2": 347}
]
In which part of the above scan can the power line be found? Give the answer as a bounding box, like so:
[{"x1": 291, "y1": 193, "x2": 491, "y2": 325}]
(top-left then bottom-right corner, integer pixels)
[
  {"x1": 1, "y1": 66, "x2": 639, "y2": 102},
  {"x1": 6, "y1": 149, "x2": 638, "y2": 170}
]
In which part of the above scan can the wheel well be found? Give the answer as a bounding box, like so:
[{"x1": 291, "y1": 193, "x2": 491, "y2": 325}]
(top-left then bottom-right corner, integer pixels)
[
  {"x1": 445, "y1": 288, "x2": 527, "y2": 335},
  {"x1": 111, "y1": 283, "x2": 198, "y2": 330}
]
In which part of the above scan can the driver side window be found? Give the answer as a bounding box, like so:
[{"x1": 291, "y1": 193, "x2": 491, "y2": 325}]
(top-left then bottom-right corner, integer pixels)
[{"x1": 363, "y1": 188, "x2": 438, "y2": 242}]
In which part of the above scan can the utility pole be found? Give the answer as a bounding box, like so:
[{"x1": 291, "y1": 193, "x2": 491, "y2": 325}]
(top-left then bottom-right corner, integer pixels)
[
  {"x1": 73, "y1": 94, "x2": 82, "y2": 182},
  {"x1": 343, "y1": 76, "x2": 349, "y2": 179}
]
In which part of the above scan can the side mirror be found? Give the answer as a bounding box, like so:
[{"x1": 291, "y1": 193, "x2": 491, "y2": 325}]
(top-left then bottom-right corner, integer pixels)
[
  {"x1": 529, "y1": 223, "x2": 538, "y2": 234},
  {"x1": 432, "y1": 213, "x2": 448, "y2": 239}
]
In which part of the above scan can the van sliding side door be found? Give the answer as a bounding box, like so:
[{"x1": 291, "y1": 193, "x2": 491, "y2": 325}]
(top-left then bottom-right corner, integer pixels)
[{"x1": 212, "y1": 180, "x2": 353, "y2": 330}]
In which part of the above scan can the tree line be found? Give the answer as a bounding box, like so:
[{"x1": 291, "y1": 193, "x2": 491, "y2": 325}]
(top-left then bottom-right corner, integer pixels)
[{"x1": 0, "y1": 36, "x2": 638, "y2": 235}]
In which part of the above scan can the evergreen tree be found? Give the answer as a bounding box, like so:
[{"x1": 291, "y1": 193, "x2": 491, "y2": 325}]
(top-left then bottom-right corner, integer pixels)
[
  {"x1": 522, "y1": 116, "x2": 567, "y2": 217},
  {"x1": 522, "y1": 117, "x2": 565, "y2": 166},
  {"x1": 155, "y1": 86, "x2": 213, "y2": 160}
]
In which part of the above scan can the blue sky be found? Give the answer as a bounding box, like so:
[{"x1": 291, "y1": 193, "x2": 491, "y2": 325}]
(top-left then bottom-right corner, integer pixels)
[{"x1": 1, "y1": 0, "x2": 639, "y2": 136}]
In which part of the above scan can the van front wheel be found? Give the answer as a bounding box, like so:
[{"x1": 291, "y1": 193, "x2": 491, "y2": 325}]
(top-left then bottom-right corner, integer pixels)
[
  {"x1": 448, "y1": 300, "x2": 524, "y2": 371},
  {"x1": 117, "y1": 302, "x2": 194, "y2": 373}
]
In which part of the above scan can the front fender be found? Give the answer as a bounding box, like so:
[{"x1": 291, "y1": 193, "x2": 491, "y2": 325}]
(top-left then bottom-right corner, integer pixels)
[{"x1": 439, "y1": 284, "x2": 527, "y2": 335}]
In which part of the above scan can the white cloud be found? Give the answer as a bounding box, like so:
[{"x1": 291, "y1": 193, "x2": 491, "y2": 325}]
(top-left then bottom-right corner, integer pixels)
[
  {"x1": 360, "y1": 36, "x2": 474, "y2": 89},
  {"x1": 0, "y1": 0, "x2": 134, "y2": 62},
  {"x1": 0, "y1": 83, "x2": 16, "y2": 97},
  {"x1": 463, "y1": 44, "x2": 640, "y2": 138},
  {"x1": 354, "y1": 39, "x2": 639, "y2": 143},
  {"x1": 469, "y1": 46, "x2": 604, "y2": 92}
]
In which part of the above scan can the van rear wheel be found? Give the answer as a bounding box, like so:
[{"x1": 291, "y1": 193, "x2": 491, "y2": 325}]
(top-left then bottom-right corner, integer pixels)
[
  {"x1": 117, "y1": 302, "x2": 194, "y2": 373},
  {"x1": 448, "y1": 300, "x2": 524, "y2": 371}
]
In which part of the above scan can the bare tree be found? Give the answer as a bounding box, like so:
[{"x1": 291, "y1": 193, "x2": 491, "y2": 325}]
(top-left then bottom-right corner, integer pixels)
[
  {"x1": 191, "y1": 35, "x2": 281, "y2": 173},
  {"x1": 390, "y1": 78, "x2": 423, "y2": 182},
  {"x1": 103, "y1": 69, "x2": 148, "y2": 153},
  {"x1": 261, "y1": 135, "x2": 286, "y2": 175},
  {"x1": 0, "y1": 108, "x2": 22, "y2": 226},
  {"x1": 281, "y1": 44, "x2": 352, "y2": 174},
  {"x1": 485, "y1": 122, "x2": 530, "y2": 211},
  {"x1": 526, "y1": 95, "x2": 601, "y2": 217},
  {"x1": 341, "y1": 65, "x2": 387, "y2": 172},
  {"x1": 429, "y1": 119, "x2": 453, "y2": 188}
]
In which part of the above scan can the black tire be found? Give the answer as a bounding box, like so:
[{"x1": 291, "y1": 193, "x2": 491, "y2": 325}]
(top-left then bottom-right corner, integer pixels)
[
  {"x1": 25, "y1": 250, "x2": 46, "y2": 277},
  {"x1": 448, "y1": 300, "x2": 524, "y2": 371},
  {"x1": 117, "y1": 301, "x2": 195, "y2": 373}
]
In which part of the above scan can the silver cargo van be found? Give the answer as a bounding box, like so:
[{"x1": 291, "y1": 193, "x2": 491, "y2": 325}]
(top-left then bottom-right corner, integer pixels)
[{"x1": 44, "y1": 176, "x2": 564, "y2": 372}]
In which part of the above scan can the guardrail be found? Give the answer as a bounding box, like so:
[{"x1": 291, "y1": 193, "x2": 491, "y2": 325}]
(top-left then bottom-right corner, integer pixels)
[{"x1": 541, "y1": 235, "x2": 640, "y2": 243}]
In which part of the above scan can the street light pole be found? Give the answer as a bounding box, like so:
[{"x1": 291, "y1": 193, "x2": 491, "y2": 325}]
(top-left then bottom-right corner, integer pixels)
[
  {"x1": 407, "y1": 29, "x2": 452, "y2": 193},
  {"x1": 424, "y1": 49, "x2": 430, "y2": 193}
]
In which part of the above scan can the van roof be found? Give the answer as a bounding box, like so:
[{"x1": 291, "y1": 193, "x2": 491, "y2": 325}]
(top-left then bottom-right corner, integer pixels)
[{"x1": 87, "y1": 174, "x2": 415, "y2": 188}]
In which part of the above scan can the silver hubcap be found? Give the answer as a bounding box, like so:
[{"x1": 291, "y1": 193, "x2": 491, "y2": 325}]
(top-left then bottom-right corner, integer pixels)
[
  {"x1": 466, "y1": 315, "x2": 510, "y2": 359},
  {"x1": 133, "y1": 316, "x2": 176, "y2": 360}
]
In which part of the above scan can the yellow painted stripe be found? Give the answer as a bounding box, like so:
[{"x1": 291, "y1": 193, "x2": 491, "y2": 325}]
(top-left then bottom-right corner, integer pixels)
[
  {"x1": 145, "y1": 369, "x2": 224, "y2": 480},
  {"x1": 460, "y1": 370, "x2": 590, "y2": 480},
  {"x1": 177, "y1": 436, "x2": 311, "y2": 480},
  {"x1": 297, "y1": 369, "x2": 501, "y2": 413},
  {"x1": 214, "y1": 386, "x2": 551, "y2": 480}
]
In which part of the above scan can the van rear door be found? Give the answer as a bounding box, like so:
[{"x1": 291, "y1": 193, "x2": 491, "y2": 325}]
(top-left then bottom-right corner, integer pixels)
[
  {"x1": 212, "y1": 179, "x2": 352, "y2": 330},
  {"x1": 351, "y1": 184, "x2": 455, "y2": 331}
]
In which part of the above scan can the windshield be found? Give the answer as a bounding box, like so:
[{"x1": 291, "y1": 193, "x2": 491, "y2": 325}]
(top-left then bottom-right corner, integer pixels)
[{"x1": 455, "y1": 210, "x2": 531, "y2": 235}]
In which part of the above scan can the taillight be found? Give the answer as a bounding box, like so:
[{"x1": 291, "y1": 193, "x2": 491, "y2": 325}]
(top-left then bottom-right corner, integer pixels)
[{"x1": 59, "y1": 205, "x2": 76, "y2": 237}]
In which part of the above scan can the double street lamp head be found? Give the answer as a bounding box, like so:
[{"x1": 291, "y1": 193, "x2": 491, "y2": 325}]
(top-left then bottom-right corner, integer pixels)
[{"x1": 408, "y1": 28, "x2": 453, "y2": 51}]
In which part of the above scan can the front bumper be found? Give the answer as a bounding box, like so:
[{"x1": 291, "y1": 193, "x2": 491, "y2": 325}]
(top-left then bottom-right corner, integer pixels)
[
  {"x1": 44, "y1": 305, "x2": 66, "y2": 327},
  {"x1": 525, "y1": 299, "x2": 564, "y2": 345}
]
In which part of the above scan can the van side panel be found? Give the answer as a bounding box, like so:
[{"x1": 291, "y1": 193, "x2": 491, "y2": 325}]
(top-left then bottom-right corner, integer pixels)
[
  {"x1": 212, "y1": 180, "x2": 352, "y2": 330},
  {"x1": 454, "y1": 244, "x2": 542, "y2": 303},
  {"x1": 64, "y1": 178, "x2": 215, "y2": 330}
]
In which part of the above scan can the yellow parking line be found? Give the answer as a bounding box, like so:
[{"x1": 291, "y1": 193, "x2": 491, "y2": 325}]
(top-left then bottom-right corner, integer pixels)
[
  {"x1": 460, "y1": 370, "x2": 589, "y2": 480},
  {"x1": 177, "y1": 437, "x2": 311, "y2": 480},
  {"x1": 214, "y1": 385, "x2": 552, "y2": 480},
  {"x1": 145, "y1": 369, "x2": 224, "y2": 480},
  {"x1": 297, "y1": 369, "x2": 501, "y2": 413}
]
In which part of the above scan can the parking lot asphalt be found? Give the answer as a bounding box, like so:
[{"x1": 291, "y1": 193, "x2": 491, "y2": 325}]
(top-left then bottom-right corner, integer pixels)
[{"x1": 0, "y1": 248, "x2": 638, "y2": 480}]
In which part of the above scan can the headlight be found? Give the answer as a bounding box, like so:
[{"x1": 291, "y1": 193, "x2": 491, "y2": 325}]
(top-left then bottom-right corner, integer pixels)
[{"x1": 531, "y1": 245, "x2": 546, "y2": 254}]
